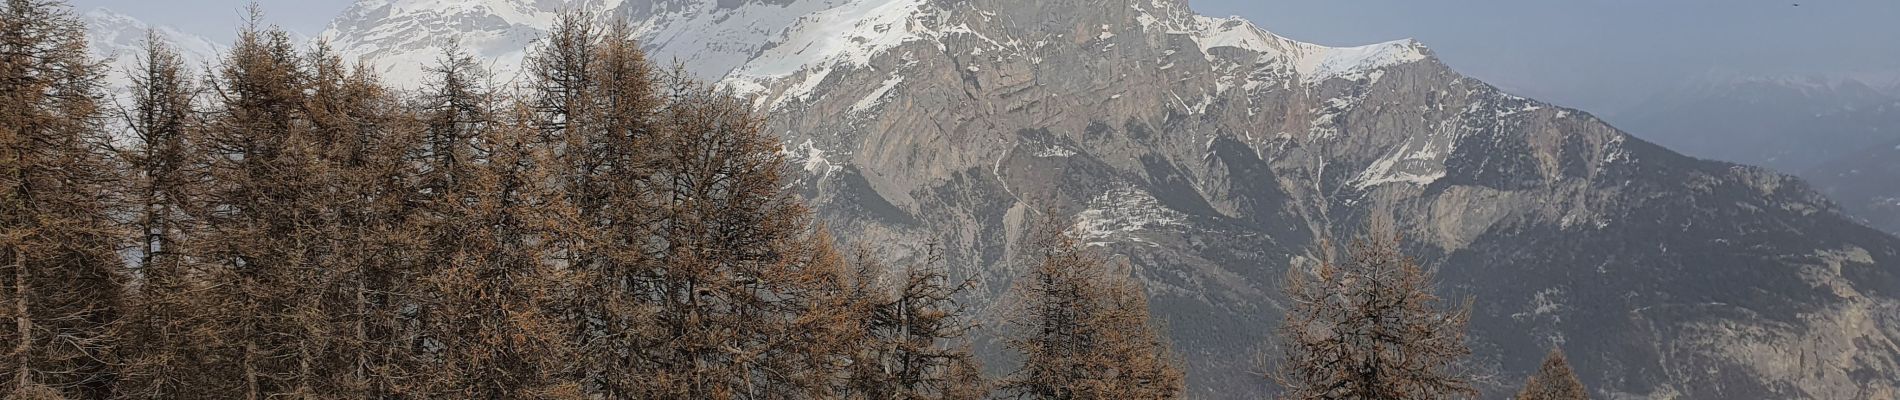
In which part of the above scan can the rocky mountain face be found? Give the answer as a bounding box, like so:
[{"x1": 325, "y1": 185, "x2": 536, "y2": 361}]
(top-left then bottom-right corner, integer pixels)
[{"x1": 137, "y1": 0, "x2": 1900, "y2": 398}]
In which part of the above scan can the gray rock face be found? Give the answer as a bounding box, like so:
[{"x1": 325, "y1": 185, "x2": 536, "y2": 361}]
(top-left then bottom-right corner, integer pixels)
[{"x1": 316, "y1": 0, "x2": 1900, "y2": 398}]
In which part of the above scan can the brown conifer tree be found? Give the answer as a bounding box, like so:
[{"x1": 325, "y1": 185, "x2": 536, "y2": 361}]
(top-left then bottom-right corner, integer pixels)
[
  {"x1": 1517, "y1": 349, "x2": 1587, "y2": 400},
  {"x1": 839, "y1": 247, "x2": 987, "y2": 400},
  {"x1": 0, "y1": 1, "x2": 125, "y2": 397},
  {"x1": 1001, "y1": 224, "x2": 1185, "y2": 400},
  {"x1": 411, "y1": 47, "x2": 583, "y2": 398},
  {"x1": 416, "y1": 44, "x2": 487, "y2": 200},
  {"x1": 111, "y1": 30, "x2": 216, "y2": 400},
  {"x1": 301, "y1": 41, "x2": 420, "y2": 397},
  {"x1": 524, "y1": 13, "x2": 670, "y2": 396},
  {"x1": 625, "y1": 68, "x2": 851, "y2": 400},
  {"x1": 1271, "y1": 233, "x2": 1476, "y2": 399},
  {"x1": 195, "y1": 11, "x2": 334, "y2": 397}
]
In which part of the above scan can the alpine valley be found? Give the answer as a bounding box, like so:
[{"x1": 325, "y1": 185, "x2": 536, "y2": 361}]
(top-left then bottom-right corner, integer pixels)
[{"x1": 86, "y1": 0, "x2": 1900, "y2": 398}]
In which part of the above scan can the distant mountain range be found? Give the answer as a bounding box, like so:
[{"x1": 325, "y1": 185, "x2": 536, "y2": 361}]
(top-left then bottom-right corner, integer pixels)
[
  {"x1": 84, "y1": 1, "x2": 1900, "y2": 398},
  {"x1": 1810, "y1": 137, "x2": 1900, "y2": 236},
  {"x1": 1612, "y1": 73, "x2": 1900, "y2": 234},
  {"x1": 82, "y1": 8, "x2": 222, "y2": 93}
]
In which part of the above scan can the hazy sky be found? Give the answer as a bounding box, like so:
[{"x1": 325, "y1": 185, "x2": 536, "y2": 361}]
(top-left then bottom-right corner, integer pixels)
[{"x1": 68, "y1": 0, "x2": 1900, "y2": 115}]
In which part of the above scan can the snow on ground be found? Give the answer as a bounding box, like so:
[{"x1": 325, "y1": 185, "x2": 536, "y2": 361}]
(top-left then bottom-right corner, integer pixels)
[
  {"x1": 1187, "y1": 15, "x2": 1428, "y2": 86},
  {"x1": 850, "y1": 75, "x2": 906, "y2": 113},
  {"x1": 1071, "y1": 186, "x2": 1188, "y2": 247},
  {"x1": 1034, "y1": 145, "x2": 1078, "y2": 158},
  {"x1": 784, "y1": 138, "x2": 843, "y2": 177}
]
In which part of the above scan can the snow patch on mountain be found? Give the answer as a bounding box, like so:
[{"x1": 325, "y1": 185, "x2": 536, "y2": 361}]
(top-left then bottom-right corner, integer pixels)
[
  {"x1": 785, "y1": 138, "x2": 842, "y2": 177},
  {"x1": 1188, "y1": 16, "x2": 1428, "y2": 85},
  {"x1": 730, "y1": 0, "x2": 925, "y2": 78},
  {"x1": 849, "y1": 75, "x2": 905, "y2": 113},
  {"x1": 1298, "y1": 39, "x2": 1428, "y2": 83},
  {"x1": 1071, "y1": 187, "x2": 1188, "y2": 248},
  {"x1": 1354, "y1": 150, "x2": 1447, "y2": 188},
  {"x1": 633, "y1": 0, "x2": 838, "y2": 83}
]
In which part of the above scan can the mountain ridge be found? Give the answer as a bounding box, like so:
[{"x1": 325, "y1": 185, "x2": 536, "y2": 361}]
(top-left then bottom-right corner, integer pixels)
[
  {"x1": 82, "y1": 8, "x2": 223, "y2": 92},
  {"x1": 698, "y1": 0, "x2": 1900, "y2": 397}
]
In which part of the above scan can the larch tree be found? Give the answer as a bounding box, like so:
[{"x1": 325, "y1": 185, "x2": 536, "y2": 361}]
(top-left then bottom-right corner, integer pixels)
[
  {"x1": 839, "y1": 247, "x2": 987, "y2": 400},
  {"x1": 626, "y1": 67, "x2": 853, "y2": 399},
  {"x1": 301, "y1": 41, "x2": 420, "y2": 396},
  {"x1": 196, "y1": 12, "x2": 334, "y2": 397},
  {"x1": 415, "y1": 43, "x2": 487, "y2": 201},
  {"x1": 1516, "y1": 349, "x2": 1587, "y2": 400},
  {"x1": 523, "y1": 13, "x2": 668, "y2": 396},
  {"x1": 0, "y1": 0, "x2": 125, "y2": 398},
  {"x1": 411, "y1": 46, "x2": 583, "y2": 398},
  {"x1": 523, "y1": 13, "x2": 869, "y2": 398},
  {"x1": 1002, "y1": 223, "x2": 1185, "y2": 400},
  {"x1": 111, "y1": 30, "x2": 215, "y2": 399},
  {"x1": 1270, "y1": 233, "x2": 1476, "y2": 400}
]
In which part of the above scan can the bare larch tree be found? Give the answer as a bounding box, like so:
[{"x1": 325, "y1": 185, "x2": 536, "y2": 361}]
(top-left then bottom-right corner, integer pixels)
[
  {"x1": 837, "y1": 247, "x2": 987, "y2": 400},
  {"x1": 1271, "y1": 233, "x2": 1476, "y2": 400},
  {"x1": 1516, "y1": 349, "x2": 1587, "y2": 400},
  {"x1": 1002, "y1": 223, "x2": 1185, "y2": 400},
  {"x1": 0, "y1": 1, "x2": 125, "y2": 398},
  {"x1": 111, "y1": 30, "x2": 219, "y2": 400}
]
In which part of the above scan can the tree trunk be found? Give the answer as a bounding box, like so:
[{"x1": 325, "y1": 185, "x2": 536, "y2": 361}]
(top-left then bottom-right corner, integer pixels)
[{"x1": 12, "y1": 254, "x2": 29, "y2": 391}]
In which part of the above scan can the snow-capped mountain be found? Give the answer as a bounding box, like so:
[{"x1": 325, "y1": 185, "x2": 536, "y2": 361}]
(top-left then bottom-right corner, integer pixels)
[
  {"x1": 101, "y1": 0, "x2": 1900, "y2": 398},
  {"x1": 82, "y1": 8, "x2": 222, "y2": 92},
  {"x1": 322, "y1": 0, "x2": 626, "y2": 85},
  {"x1": 707, "y1": 1, "x2": 1900, "y2": 397}
]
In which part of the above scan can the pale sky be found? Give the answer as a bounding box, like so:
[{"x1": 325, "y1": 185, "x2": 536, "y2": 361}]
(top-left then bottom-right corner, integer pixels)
[{"x1": 68, "y1": 0, "x2": 1900, "y2": 116}]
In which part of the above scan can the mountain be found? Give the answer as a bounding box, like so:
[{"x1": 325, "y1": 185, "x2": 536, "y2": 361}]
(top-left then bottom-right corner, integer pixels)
[
  {"x1": 323, "y1": 0, "x2": 628, "y2": 86},
  {"x1": 82, "y1": 8, "x2": 222, "y2": 94},
  {"x1": 1810, "y1": 137, "x2": 1900, "y2": 235},
  {"x1": 1614, "y1": 73, "x2": 1900, "y2": 174},
  {"x1": 1612, "y1": 73, "x2": 1900, "y2": 235},
  {"x1": 204, "y1": 0, "x2": 1900, "y2": 398}
]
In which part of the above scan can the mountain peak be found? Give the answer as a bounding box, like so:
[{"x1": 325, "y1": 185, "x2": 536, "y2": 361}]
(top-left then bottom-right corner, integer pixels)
[
  {"x1": 322, "y1": 0, "x2": 629, "y2": 84},
  {"x1": 1186, "y1": 15, "x2": 1429, "y2": 83},
  {"x1": 81, "y1": 8, "x2": 222, "y2": 74},
  {"x1": 318, "y1": 0, "x2": 1433, "y2": 92}
]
